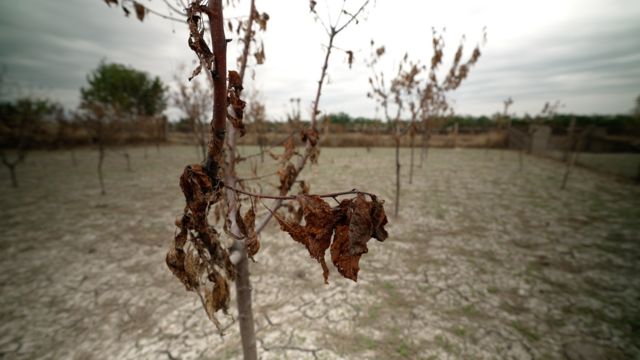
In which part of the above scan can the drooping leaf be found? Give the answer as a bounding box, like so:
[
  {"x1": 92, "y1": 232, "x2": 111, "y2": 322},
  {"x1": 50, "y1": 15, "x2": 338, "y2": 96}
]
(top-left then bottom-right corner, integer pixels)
[
  {"x1": 254, "y1": 42, "x2": 266, "y2": 65},
  {"x1": 257, "y1": 12, "x2": 269, "y2": 31},
  {"x1": 275, "y1": 195, "x2": 337, "y2": 283},
  {"x1": 228, "y1": 70, "x2": 243, "y2": 91},
  {"x1": 179, "y1": 164, "x2": 214, "y2": 215},
  {"x1": 204, "y1": 271, "x2": 230, "y2": 331},
  {"x1": 330, "y1": 194, "x2": 388, "y2": 281},
  {"x1": 184, "y1": 249, "x2": 205, "y2": 288},
  {"x1": 346, "y1": 50, "x2": 354, "y2": 69},
  {"x1": 188, "y1": 64, "x2": 202, "y2": 81},
  {"x1": 278, "y1": 162, "x2": 297, "y2": 193},
  {"x1": 133, "y1": 2, "x2": 145, "y2": 21},
  {"x1": 243, "y1": 207, "x2": 260, "y2": 259}
]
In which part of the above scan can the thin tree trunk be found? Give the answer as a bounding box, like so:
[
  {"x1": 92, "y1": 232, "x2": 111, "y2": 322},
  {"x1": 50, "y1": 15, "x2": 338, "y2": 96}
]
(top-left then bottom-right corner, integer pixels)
[
  {"x1": 420, "y1": 131, "x2": 426, "y2": 168},
  {"x1": 259, "y1": 140, "x2": 265, "y2": 163},
  {"x1": 409, "y1": 131, "x2": 415, "y2": 185},
  {"x1": 419, "y1": 116, "x2": 429, "y2": 168},
  {"x1": 394, "y1": 135, "x2": 400, "y2": 218},
  {"x1": 561, "y1": 126, "x2": 592, "y2": 190},
  {"x1": 252, "y1": 29, "x2": 337, "y2": 232},
  {"x1": 8, "y1": 164, "x2": 17, "y2": 188},
  {"x1": 563, "y1": 117, "x2": 576, "y2": 163},
  {"x1": 452, "y1": 121, "x2": 458, "y2": 148},
  {"x1": 234, "y1": 243, "x2": 257, "y2": 360},
  {"x1": 98, "y1": 144, "x2": 106, "y2": 195},
  {"x1": 220, "y1": 0, "x2": 258, "y2": 358},
  {"x1": 561, "y1": 150, "x2": 576, "y2": 190},
  {"x1": 123, "y1": 152, "x2": 132, "y2": 172},
  {"x1": 518, "y1": 149, "x2": 523, "y2": 172},
  {"x1": 2, "y1": 151, "x2": 24, "y2": 188}
]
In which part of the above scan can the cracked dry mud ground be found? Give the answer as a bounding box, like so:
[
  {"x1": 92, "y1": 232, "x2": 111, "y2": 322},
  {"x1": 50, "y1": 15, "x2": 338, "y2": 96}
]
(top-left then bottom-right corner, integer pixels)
[{"x1": 0, "y1": 146, "x2": 638, "y2": 359}]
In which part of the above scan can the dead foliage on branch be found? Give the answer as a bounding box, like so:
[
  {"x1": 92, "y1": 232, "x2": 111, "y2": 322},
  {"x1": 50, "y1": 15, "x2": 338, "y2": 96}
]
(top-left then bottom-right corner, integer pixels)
[
  {"x1": 271, "y1": 193, "x2": 389, "y2": 283},
  {"x1": 107, "y1": 0, "x2": 388, "y2": 350},
  {"x1": 167, "y1": 164, "x2": 235, "y2": 332}
]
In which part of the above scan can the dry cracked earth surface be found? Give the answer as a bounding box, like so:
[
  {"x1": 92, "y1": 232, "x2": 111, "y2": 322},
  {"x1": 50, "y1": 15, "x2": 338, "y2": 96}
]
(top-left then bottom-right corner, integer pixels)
[{"x1": 0, "y1": 146, "x2": 638, "y2": 359}]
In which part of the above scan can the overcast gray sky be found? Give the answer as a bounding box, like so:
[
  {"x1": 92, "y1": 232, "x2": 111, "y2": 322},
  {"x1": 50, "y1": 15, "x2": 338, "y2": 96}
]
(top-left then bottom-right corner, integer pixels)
[{"x1": 1, "y1": 0, "x2": 639, "y2": 121}]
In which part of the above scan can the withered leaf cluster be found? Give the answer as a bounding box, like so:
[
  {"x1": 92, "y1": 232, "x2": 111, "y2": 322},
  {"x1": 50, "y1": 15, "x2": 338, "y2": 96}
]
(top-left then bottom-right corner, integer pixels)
[
  {"x1": 133, "y1": 2, "x2": 145, "y2": 22},
  {"x1": 442, "y1": 38, "x2": 483, "y2": 91},
  {"x1": 346, "y1": 50, "x2": 354, "y2": 69},
  {"x1": 275, "y1": 194, "x2": 388, "y2": 283},
  {"x1": 256, "y1": 11, "x2": 270, "y2": 31},
  {"x1": 270, "y1": 137, "x2": 298, "y2": 192},
  {"x1": 166, "y1": 164, "x2": 235, "y2": 332},
  {"x1": 186, "y1": 3, "x2": 216, "y2": 81},
  {"x1": 254, "y1": 42, "x2": 266, "y2": 65},
  {"x1": 300, "y1": 128, "x2": 320, "y2": 164},
  {"x1": 227, "y1": 70, "x2": 246, "y2": 136},
  {"x1": 235, "y1": 206, "x2": 260, "y2": 260},
  {"x1": 103, "y1": 0, "x2": 145, "y2": 22}
]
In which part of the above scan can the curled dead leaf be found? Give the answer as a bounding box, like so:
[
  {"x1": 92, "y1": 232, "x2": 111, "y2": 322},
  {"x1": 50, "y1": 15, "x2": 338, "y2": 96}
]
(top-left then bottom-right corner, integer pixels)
[
  {"x1": 243, "y1": 207, "x2": 260, "y2": 259},
  {"x1": 133, "y1": 2, "x2": 145, "y2": 21},
  {"x1": 275, "y1": 195, "x2": 337, "y2": 283},
  {"x1": 331, "y1": 194, "x2": 388, "y2": 281}
]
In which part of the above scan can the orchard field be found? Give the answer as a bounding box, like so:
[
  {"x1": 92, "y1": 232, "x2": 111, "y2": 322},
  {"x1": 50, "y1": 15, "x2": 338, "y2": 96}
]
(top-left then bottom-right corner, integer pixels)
[{"x1": 0, "y1": 146, "x2": 638, "y2": 359}]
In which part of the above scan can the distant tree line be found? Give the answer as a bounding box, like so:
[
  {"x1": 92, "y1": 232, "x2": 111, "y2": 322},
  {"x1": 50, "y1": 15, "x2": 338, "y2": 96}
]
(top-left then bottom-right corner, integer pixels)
[{"x1": 172, "y1": 111, "x2": 640, "y2": 136}]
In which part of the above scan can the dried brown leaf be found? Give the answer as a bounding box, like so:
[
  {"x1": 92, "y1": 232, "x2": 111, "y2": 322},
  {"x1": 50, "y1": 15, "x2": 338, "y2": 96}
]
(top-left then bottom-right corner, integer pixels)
[
  {"x1": 278, "y1": 162, "x2": 297, "y2": 193},
  {"x1": 133, "y1": 2, "x2": 145, "y2": 21},
  {"x1": 275, "y1": 195, "x2": 337, "y2": 283},
  {"x1": 184, "y1": 249, "x2": 204, "y2": 287},
  {"x1": 254, "y1": 42, "x2": 266, "y2": 65},
  {"x1": 257, "y1": 12, "x2": 269, "y2": 31},
  {"x1": 188, "y1": 64, "x2": 202, "y2": 81},
  {"x1": 330, "y1": 194, "x2": 388, "y2": 282},
  {"x1": 179, "y1": 164, "x2": 213, "y2": 215},
  {"x1": 243, "y1": 207, "x2": 260, "y2": 258},
  {"x1": 346, "y1": 50, "x2": 354, "y2": 69},
  {"x1": 228, "y1": 70, "x2": 243, "y2": 92}
]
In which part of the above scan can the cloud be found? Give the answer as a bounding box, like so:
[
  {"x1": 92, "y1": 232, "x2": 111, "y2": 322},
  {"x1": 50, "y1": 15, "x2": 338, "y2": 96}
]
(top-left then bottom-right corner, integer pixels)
[{"x1": 1, "y1": 0, "x2": 639, "y2": 121}]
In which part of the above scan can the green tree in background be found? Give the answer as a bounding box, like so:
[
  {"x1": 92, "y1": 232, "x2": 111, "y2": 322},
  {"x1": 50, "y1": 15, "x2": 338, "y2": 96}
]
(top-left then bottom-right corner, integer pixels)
[
  {"x1": 80, "y1": 61, "x2": 168, "y2": 194},
  {"x1": 81, "y1": 61, "x2": 167, "y2": 116}
]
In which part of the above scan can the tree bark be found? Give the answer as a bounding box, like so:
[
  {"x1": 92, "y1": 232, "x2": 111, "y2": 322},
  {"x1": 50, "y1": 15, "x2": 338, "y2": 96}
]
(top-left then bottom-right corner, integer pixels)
[
  {"x1": 419, "y1": 116, "x2": 429, "y2": 168},
  {"x1": 561, "y1": 150, "x2": 576, "y2": 190},
  {"x1": 518, "y1": 149, "x2": 523, "y2": 172},
  {"x1": 394, "y1": 135, "x2": 400, "y2": 218},
  {"x1": 213, "y1": 0, "x2": 258, "y2": 358},
  {"x1": 561, "y1": 125, "x2": 592, "y2": 190},
  {"x1": 409, "y1": 130, "x2": 414, "y2": 184},
  {"x1": 98, "y1": 144, "x2": 106, "y2": 195},
  {"x1": 8, "y1": 164, "x2": 17, "y2": 188},
  {"x1": 563, "y1": 117, "x2": 576, "y2": 163},
  {"x1": 234, "y1": 242, "x2": 257, "y2": 360},
  {"x1": 123, "y1": 152, "x2": 132, "y2": 172}
]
